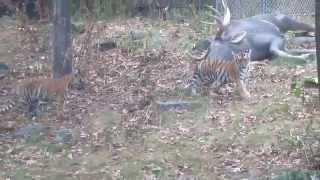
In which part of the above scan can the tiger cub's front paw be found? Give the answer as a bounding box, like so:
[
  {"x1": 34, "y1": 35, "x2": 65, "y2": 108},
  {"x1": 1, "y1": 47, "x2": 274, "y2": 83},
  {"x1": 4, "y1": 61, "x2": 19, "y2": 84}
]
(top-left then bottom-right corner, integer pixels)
[{"x1": 240, "y1": 90, "x2": 251, "y2": 100}]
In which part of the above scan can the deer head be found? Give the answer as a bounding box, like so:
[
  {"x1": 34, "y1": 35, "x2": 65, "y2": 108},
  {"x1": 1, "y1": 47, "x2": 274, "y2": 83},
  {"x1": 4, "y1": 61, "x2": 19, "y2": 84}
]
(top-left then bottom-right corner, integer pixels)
[{"x1": 213, "y1": 0, "x2": 231, "y2": 38}]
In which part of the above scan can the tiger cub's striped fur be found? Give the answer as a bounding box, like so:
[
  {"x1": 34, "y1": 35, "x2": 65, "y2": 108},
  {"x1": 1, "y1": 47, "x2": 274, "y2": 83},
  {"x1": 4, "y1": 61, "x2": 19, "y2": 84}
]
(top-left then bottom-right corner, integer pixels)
[
  {"x1": 0, "y1": 73, "x2": 74, "y2": 117},
  {"x1": 188, "y1": 49, "x2": 252, "y2": 98}
]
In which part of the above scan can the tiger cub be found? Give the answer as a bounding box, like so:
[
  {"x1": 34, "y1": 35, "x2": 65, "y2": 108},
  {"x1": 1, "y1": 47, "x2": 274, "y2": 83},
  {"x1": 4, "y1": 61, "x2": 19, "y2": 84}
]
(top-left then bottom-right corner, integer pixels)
[
  {"x1": 0, "y1": 73, "x2": 74, "y2": 117},
  {"x1": 188, "y1": 49, "x2": 252, "y2": 98}
]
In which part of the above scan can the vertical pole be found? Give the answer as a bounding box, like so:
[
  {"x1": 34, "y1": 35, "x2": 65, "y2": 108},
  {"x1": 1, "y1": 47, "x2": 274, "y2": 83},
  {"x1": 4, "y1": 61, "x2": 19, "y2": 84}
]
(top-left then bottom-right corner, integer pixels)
[
  {"x1": 212, "y1": 0, "x2": 216, "y2": 10},
  {"x1": 52, "y1": 0, "x2": 72, "y2": 78},
  {"x1": 316, "y1": 0, "x2": 320, "y2": 102},
  {"x1": 216, "y1": 0, "x2": 221, "y2": 12},
  {"x1": 260, "y1": 0, "x2": 267, "y2": 14}
]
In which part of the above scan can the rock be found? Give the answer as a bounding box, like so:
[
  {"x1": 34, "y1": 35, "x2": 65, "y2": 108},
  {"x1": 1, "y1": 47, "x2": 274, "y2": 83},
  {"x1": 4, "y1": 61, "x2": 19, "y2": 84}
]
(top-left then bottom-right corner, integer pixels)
[
  {"x1": 14, "y1": 123, "x2": 49, "y2": 138},
  {"x1": 155, "y1": 100, "x2": 193, "y2": 111},
  {"x1": 96, "y1": 40, "x2": 117, "y2": 52},
  {"x1": 0, "y1": 63, "x2": 9, "y2": 79},
  {"x1": 54, "y1": 128, "x2": 73, "y2": 144},
  {"x1": 129, "y1": 30, "x2": 146, "y2": 41}
]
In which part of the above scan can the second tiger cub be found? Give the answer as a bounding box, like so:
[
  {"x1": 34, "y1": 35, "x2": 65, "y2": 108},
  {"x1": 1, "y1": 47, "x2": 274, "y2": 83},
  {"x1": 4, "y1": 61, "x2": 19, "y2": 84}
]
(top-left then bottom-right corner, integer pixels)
[{"x1": 1, "y1": 71, "x2": 78, "y2": 117}]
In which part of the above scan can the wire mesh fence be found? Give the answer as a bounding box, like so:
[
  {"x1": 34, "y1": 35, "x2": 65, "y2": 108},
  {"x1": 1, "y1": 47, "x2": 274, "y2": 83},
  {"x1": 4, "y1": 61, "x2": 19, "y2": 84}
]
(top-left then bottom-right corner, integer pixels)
[
  {"x1": 214, "y1": 0, "x2": 315, "y2": 18},
  {"x1": 85, "y1": 0, "x2": 315, "y2": 20}
]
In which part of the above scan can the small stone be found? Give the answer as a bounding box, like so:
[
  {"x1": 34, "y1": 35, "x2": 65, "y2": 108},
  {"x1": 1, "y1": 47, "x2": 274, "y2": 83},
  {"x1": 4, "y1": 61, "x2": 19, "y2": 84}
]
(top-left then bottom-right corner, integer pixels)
[
  {"x1": 54, "y1": 128, "x2": 73, "y2": 144},
  {"x1": 14, "y1": 123, "x2": 49, "y2": 138},
  {"x1": 156, "y1": 100, "x2": 194, "y2": 111}
]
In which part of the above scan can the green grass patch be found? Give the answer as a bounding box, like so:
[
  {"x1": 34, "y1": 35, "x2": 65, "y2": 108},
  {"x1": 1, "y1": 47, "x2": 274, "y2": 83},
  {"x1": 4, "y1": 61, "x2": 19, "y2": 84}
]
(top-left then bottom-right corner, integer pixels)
[
  {"x1": 3, "y1": 169, "x2": 34, "y2": 180},
  {"x1": 274, "y1": 170, "x2": 320, "y2": 180},
  {"x1": 271, "y1": 57, "x2": 307, "y2": 67}
]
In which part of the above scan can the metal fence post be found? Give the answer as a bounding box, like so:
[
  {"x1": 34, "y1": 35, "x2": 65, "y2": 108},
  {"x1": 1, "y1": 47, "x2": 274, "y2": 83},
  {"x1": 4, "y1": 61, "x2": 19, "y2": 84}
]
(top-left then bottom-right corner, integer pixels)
[
  {"x1": 316, "y1": 0, "x2": 320, "y2": 102},
  {"x1": 261, "y1": 0, "x2": 267, "y2": 14},
  {"x1": 212, "y1": 0, "x2": 216, "y2": 9},
  {"x1": 216, "y1": 0, "x2": 221, "y2": 12}
]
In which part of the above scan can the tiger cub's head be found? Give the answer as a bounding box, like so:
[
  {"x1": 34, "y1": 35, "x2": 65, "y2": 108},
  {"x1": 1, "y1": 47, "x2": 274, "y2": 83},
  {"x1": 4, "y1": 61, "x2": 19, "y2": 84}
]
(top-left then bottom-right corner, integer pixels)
[{"x1": 232, "y1": 49, "x2": 252, "y2": 65}]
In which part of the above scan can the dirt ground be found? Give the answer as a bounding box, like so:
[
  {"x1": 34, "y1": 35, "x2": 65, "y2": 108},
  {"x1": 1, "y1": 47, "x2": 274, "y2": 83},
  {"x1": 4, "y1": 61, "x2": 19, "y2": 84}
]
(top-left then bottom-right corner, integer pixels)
[{"x1": 0, "y1": 16, "x2": 319, "y2": 180}]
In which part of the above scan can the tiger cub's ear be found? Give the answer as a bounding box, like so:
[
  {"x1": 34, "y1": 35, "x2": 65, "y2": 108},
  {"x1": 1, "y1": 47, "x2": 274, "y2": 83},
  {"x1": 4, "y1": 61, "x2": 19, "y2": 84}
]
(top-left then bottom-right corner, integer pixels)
[
  {"x1": 231, "y1": 51, "x2": 242, "y2": 62},
  {"x1": 233, "y1": 49, "x2": 251, "y2": 59},
  {"x1": 232, "y1": 49, "x2": 251, "y2": 63},
  {"x1": 231, "y1": 51, "x2": 238, "y2": 59}
]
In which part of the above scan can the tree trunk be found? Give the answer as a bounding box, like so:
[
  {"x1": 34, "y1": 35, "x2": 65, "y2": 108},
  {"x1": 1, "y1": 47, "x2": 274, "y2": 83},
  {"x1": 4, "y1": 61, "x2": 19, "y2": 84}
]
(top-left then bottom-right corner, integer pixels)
[
  {"x1": 316, "y1": 0, "x2": 320, "y2": 101},
  {"x1": 52, "y1": 0, "x2": 72, "y2": 78}
]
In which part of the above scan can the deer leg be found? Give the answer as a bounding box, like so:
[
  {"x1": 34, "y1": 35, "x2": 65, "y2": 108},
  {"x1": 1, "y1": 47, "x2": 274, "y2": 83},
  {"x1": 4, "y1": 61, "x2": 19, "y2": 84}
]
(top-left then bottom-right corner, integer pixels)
[
  {"x1": 270, "y1": 38, "x2": 311, "y2": 60},
  {"x1": 37, "y1": 0, "x2": 48, "y2": 22}
]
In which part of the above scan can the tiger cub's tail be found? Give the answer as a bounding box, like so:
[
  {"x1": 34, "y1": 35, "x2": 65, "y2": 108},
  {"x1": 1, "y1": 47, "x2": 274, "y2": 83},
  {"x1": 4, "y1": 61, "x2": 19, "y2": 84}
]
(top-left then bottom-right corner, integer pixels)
[{"x1": 0, "y1": 100, "x2": 15, "y2": 113}]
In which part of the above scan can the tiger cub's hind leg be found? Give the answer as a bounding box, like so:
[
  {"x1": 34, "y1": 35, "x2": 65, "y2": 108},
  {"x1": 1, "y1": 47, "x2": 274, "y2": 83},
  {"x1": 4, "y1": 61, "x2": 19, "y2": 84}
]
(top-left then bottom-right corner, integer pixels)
[{"x1": 0, "y1": 100, "x2": 16, "y2": 113}]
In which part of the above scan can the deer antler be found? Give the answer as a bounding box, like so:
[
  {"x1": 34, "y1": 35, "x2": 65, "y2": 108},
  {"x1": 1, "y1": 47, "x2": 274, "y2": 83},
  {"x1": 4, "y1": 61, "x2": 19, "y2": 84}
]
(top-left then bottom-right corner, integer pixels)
[
  {"x1": 221, "y1": 0, "x2": 231, "y2": 26},
  {"x1": 212, "y1": 0, "x2": 231, "y2": 38}
]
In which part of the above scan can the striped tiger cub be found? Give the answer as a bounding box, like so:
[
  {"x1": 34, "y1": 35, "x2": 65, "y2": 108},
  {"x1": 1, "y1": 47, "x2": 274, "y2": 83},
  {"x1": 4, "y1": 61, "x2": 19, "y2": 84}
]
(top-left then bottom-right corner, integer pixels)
[
  {"x1": 0, "y1": 72, "x2": 74, "y2": 117},
  {"x1": 187, "y1": 49, "x2": 252, "y2": 98}
]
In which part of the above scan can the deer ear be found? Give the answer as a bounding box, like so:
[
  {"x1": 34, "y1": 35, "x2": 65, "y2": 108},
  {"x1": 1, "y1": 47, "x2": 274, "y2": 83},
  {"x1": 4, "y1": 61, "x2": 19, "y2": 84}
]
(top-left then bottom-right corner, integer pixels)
[{"x1": 230, "y1": 31, "x2": 247, "y2": 44}]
